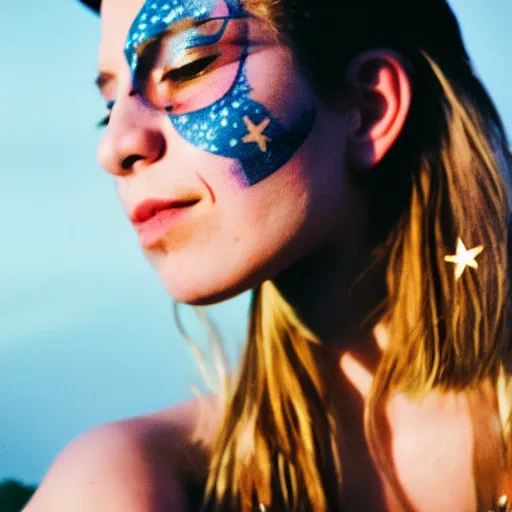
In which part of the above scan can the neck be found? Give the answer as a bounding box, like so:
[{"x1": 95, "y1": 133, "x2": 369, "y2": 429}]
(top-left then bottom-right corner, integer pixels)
[
  {"x1": 271, "y1": 226, "x2": 390, "y2": 417},
  {"x1": 273, "y1": 228, "x2": 387, "y2": 353},
  {"x1": 271, "y1": 233, "x2": 391, "y2": 502}
]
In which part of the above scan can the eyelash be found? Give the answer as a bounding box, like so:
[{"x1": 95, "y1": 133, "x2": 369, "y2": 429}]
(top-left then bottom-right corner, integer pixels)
[
  {"x1": 97, "y1": 114, "x2": 110, "y2": 127},
  {"x1": 161, "y1": 52, "x2": 220, "y2": 83},
  {"x1": 96, "y1": 52, "x2": 220, "y2": 127},
  {"x1": 97, "y1": 100, "x2": 115, "y2": 128}
]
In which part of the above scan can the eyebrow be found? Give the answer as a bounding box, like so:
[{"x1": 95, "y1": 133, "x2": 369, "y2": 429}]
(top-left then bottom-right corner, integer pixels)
[{"x1": 94, "y1": 71, "x2": 115, "y2": 94}]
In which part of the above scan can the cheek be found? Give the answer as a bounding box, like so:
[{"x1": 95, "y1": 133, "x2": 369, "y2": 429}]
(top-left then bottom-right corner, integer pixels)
[
  {"x1": 145, "y1": 192, "x2": 310, "y2": 304},
  {"x1": 245, "y1": 47, "x2": 316, "y2": 127},
  {"x1": 145, "y1": 113, "x2": 348, "y2": 305},
  {"x1": 168, "y1": 45, "x2": 317, "y2": 187}
]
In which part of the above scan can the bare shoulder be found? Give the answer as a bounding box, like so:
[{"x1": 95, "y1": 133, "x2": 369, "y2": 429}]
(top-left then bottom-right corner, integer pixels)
[
  {"x1": 24, "y1": 394, "x2": 221, "y2": 512},
  {"x1": 384, "y1": 386, "x2": 500, "y2": 511}
]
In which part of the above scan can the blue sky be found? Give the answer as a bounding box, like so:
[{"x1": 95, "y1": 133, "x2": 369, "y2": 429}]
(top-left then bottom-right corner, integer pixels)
[{"x1": 1, "y1": 0, "x2": 512, "y2": 485}]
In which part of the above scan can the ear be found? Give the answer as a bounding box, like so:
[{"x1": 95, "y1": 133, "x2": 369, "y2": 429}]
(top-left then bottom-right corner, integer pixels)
[{"x1": 345, "y1": 50, "x2": 412, "y2": 171}]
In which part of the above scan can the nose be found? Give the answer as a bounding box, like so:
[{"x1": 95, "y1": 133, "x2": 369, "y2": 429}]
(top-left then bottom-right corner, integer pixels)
[{"x1": 97, "y1": 94, "x2": 166, "y2": 176}]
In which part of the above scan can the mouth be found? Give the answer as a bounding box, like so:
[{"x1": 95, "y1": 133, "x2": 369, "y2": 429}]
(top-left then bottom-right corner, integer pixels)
[{"x1": 130, "y1": 197, "x2": 201, "y2": 248}]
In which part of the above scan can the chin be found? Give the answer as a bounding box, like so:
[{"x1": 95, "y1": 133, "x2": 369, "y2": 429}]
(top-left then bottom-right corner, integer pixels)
[
  {"x1": 144, "y1": 233, "x2": 293, "y2": 306},
  {"x1": 152, "y1": 257, "x2": 254, "y2": 306}
]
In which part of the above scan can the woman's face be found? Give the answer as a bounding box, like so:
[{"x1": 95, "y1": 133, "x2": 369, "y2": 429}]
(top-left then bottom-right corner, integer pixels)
[{"x1": 97, "y1": 0, "x2": 356, "y2": 304}]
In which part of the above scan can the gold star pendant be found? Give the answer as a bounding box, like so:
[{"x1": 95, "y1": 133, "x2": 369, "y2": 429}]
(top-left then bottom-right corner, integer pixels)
[
  {"x1": 444, "y1": 237, "x2": 484, "y2": 281},
  {"x1": 242, "y1": 115, "x2": 271, "y2": 152}
]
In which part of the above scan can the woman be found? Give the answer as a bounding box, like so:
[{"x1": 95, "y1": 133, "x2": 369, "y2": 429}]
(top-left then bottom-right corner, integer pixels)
[{"x1": 25, "y1": 0, "x2": 512, "y2": 510}]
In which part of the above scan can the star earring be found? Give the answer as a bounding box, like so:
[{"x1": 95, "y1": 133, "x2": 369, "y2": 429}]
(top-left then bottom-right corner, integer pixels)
[{"x1": 444, "y1": 237, "x2": 484, "y2": 281}]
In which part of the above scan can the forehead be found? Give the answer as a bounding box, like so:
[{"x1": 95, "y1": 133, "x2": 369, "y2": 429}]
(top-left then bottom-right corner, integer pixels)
[
  {"x1": 98, "y1": 0, "x2": 232, "y2": 72},
  {"x1": 98, "y1": 0, "x2": 145, "y2": 68},
  {"x1": 127, "y1": 0, "x2": 218, "y2": 47},
  {"x1": 125, "y1": 0, "x2": 218, "y2": 73}
]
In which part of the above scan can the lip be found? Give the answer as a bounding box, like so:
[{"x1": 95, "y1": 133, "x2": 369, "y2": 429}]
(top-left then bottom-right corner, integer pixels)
[{"x1": 130, "y1": 198, "x2": 200, "y2": 248}]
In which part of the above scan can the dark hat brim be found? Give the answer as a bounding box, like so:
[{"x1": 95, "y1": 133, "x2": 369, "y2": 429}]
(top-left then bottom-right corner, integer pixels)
[{"x1": 79, "y1": 0, "x2": 100, "y2": 12}]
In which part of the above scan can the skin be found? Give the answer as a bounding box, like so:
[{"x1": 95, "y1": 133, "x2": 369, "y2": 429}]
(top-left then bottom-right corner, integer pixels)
[
  {"x1": 24, "y1": 0, "x2": 502, "y2": 509},
  {"x1": 97, "y1": 0, "x2": 355, "y2": 306},
  {"x1": 124, "y1": 0, "x2": 317, "y2": 186}
]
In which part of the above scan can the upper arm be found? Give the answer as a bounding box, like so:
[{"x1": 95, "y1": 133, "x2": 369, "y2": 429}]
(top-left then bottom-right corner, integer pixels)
[{"x1": 23, "y1": 422, "x2": 188, "y2": 512}]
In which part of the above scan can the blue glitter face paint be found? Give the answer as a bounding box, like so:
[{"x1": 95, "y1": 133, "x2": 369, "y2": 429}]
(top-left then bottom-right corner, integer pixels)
[
  {"x1": 125, "y1": 0, "x2": 244, "y2": 73},
  {"x1": 125, "y1": 0, "x2": 316, "y2": 186}
]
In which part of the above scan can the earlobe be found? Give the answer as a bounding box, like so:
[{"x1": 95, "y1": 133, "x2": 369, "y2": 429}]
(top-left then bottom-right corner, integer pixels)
[{"x1": 345, "y1": 50, "x2": 412, "y2": 171}]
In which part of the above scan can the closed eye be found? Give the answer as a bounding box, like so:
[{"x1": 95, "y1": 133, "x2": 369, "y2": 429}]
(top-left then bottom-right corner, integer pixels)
[{"x1": 160, "y1": 53, "x2": 220, "y2": 83}]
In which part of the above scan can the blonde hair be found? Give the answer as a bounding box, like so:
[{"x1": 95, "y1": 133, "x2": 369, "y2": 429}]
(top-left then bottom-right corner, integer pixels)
[
  {"x1": 366, "y1": 53, "x2": 512, "y2": 510},
  {"x1": 189, "y1": 3, "x2": 512, "y2": 511},
  {"x1": 202, "y1": 281, "x2": 341, "y2": 511}
]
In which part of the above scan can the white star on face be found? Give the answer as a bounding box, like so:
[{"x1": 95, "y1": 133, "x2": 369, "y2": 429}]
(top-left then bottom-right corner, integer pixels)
[
  {"x1": 444, "y1": 237, "x2": 484, "y2": 281},
  {"x1": 242, "y1": 115, "x2": 271, "y2": 152}
]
